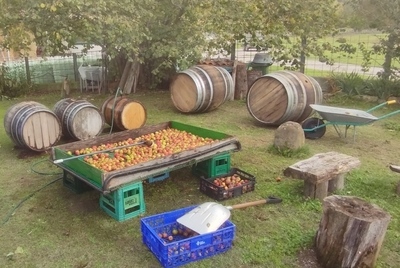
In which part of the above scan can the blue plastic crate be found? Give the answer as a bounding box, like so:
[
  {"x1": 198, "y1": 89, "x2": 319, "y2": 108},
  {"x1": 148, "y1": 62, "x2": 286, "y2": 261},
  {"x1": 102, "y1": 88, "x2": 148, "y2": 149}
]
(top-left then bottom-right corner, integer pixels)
[
  {"x1": 141, "y1": 206, "x2": 235, "y2": 268},
  {"x1": 148, "y1": 172, "x2": 170, "y2": 183},
  {"x1": 99, "y1": 181, "x2": 146, "y2": 221}
]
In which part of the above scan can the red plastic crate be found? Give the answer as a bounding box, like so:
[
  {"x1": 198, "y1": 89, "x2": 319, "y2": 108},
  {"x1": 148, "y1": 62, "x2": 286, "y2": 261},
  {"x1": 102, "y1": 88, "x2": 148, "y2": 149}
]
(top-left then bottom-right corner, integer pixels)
[
  {"x1": 141, "y1": 206, "x2": 235, "y2": 268},
  {"x1": 199, "y1": 168, "x2": 256, "y2": 201}
]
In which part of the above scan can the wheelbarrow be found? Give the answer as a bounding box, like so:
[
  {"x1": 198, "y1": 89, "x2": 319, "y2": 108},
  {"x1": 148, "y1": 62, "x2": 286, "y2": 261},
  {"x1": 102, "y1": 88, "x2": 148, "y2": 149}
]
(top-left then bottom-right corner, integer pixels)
[{"x1": 302, "y1": 100, "x2": 400, "y2": 140}]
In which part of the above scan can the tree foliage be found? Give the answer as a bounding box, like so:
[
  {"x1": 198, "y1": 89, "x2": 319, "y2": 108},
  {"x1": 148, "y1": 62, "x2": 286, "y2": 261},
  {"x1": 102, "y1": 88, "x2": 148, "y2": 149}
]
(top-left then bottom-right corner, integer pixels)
[{"x1": 0, "y1": 0, "x2": 340, "y2": 89}]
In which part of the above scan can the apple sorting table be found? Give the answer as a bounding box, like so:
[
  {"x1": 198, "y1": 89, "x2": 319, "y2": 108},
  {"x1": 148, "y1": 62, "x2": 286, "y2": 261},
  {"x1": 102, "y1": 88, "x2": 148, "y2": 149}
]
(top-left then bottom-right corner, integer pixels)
[{"x1": 51, "y1": 121, "x2": 241, "y2": 193}]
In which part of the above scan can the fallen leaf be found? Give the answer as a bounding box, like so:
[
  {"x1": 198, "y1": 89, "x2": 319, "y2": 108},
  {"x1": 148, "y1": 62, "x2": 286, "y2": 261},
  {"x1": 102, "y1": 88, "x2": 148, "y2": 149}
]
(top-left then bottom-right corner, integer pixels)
[{"x1": 15, "y1": 246, "x2": 24, "y2": 254}]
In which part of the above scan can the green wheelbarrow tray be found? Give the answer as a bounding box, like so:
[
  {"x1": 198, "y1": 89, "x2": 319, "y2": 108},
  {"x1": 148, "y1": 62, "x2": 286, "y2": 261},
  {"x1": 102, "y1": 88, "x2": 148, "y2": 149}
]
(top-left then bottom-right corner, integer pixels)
[{"x1": 302, "y1": 100, "x2": 400, "y2": 140}]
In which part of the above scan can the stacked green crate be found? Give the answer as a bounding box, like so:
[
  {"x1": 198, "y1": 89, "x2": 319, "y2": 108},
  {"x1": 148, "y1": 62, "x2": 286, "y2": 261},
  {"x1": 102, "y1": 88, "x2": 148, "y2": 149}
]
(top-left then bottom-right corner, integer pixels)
[
  {"x1": 99, "y1": 181, "x2": 146, "y2": 221},
  {"x1": 192, "y1": 153, "x2": 231, "y2": 178}
]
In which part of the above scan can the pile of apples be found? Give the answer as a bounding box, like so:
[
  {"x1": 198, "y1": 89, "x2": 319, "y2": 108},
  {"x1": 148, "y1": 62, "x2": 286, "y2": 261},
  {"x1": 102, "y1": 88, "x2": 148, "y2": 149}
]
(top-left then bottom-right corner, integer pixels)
[
  {"x1": 68, "y1": 128, "x2": 215, "y2": 172},
  {"x1": 212, "y1": 173, "x2": 250, "y2": 190}
]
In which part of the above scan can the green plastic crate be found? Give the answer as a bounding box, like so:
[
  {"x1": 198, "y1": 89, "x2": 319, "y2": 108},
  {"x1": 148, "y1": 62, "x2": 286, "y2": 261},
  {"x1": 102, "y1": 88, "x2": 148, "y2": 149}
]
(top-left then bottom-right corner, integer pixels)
[
  {"x1": 99, "y1": 181, "x2": 146, "y2": 221},
  {"x1": 192, "y1": 153, "x2": 231, "y2": 178},
  {"x1": 63, "y1": 170, "x2": 93, "y2": 194}
]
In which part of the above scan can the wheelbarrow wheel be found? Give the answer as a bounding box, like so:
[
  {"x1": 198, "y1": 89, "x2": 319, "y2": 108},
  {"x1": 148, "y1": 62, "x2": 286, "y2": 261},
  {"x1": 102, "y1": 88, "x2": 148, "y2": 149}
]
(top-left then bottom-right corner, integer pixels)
[{"x1": 302, "y1": 117, "x2": 326, "y2": 139}]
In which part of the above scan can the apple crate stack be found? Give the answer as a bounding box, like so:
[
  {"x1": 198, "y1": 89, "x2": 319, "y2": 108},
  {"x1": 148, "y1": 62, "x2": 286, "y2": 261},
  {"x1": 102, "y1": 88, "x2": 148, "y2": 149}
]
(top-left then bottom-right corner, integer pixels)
[
  {"x1": 141, "y1": 206, "x2": 236, "y2": 268},
  {"x1": 62, "y1": 169, "x2": 170, "y2": 222},
  {"x1": 192, "y1": 153, "x2": 256, "y2": 200}
]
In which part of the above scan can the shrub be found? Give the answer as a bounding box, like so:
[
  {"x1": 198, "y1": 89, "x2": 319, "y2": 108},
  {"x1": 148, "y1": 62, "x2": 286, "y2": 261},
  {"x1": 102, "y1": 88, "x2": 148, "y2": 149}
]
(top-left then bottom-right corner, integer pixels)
[{"x1": 0, "y1": 62, "x2": 33, "y2": 98}]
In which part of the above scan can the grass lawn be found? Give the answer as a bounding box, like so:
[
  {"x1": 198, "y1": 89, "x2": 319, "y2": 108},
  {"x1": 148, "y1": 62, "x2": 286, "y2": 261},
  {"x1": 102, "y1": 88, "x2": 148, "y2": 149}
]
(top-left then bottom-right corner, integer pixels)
[{"x1": 0, "y1": 85, "x2": 399, "y2": 267}]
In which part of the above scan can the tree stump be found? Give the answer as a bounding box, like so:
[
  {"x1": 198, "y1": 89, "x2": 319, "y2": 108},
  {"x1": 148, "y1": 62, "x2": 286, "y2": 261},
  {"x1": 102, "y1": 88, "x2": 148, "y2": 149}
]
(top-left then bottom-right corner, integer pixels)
[{"x1": 315, "y1": 195, "x2": 391, "y2": 268}]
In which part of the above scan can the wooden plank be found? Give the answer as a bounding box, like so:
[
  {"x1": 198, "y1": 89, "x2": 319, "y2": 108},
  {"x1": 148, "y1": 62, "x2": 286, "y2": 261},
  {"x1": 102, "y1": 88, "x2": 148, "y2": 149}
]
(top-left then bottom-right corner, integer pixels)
[
  {"x1": 131, "y1": 60, "x2": 140, "y2": 93},
  {"x1": 283, "y1": 151, "x2": 361, "y2": 184},
  {"x1": 40, "y1": 112, "x2": 50, "y2": 148},
  {"x1": 234, "y1": 62, "x2": 248, "y2": 100},
  {"x1": 328, "y1": 173, "x2": 345, "y2": 192},
  {"x1": 118, "y1": 61, "x2": 132, "y2": 91},
  {"x1": 123, "y1": 58, "x2": 140, "y2": 94}
]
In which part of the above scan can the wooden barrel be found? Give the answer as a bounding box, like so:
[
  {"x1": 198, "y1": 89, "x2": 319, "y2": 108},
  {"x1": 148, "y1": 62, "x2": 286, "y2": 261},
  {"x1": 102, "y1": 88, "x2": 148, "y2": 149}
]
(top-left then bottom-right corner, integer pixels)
[
  {"x1": 53, "y1": 98, "x2": 104, "y2": 141},
  {"x1": 169, "y1": 65, "x2": 234, "y2": 113},
  {"x1": 4, "y1": 101, "x2": 62, "y2": 151},
  {"x1": 101, "y1": 96, "x2": 147, "y2": 131},
  {"x1": 246, "y1": 70, "x2": 323, "y2": 125}
]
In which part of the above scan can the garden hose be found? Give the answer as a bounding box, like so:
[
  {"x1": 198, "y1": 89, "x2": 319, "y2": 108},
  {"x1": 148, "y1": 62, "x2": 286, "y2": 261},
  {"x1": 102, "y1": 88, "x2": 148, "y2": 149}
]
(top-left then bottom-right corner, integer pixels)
[{"x1": 2, "y1": 159, "x2": 63, "y2": 225}]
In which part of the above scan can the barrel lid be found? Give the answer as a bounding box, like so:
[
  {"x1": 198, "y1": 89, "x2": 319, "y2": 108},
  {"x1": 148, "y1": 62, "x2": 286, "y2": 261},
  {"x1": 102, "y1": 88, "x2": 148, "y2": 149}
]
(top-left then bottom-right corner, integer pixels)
[{"x1": 252, "y1": 53, "x2": 273, "y2": 66}]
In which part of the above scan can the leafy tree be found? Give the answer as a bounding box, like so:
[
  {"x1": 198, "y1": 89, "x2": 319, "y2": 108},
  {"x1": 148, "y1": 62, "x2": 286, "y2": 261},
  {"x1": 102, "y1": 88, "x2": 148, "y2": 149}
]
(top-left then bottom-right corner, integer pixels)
[{"x1": 0, "y1": 0, "x2": 341, "y2": 90}]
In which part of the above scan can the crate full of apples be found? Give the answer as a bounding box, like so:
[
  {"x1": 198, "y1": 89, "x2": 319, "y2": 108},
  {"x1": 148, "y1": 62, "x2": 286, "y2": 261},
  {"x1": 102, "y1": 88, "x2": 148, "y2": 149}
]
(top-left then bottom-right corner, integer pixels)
[{"x1": 199, "y1": 168, "x2": 256, "y2": 201}]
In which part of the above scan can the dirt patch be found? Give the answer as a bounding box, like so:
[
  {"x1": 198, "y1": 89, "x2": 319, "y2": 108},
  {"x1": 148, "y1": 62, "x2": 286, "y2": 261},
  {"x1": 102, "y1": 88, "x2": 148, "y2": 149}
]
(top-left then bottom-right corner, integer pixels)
[
  {"x1": 16, "y1": 147, "x2": 47, "y2": 159},
  {"x1": 67, "y1": 191, "x2": 100, "y2": 214},
  {"x1": 296, "y1": 247, "x2": 322, "y2": 268}
]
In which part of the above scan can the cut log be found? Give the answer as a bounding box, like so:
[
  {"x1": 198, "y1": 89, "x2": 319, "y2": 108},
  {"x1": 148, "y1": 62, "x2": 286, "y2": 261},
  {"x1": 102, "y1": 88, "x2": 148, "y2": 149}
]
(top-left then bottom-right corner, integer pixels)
[
  {"x1": 234, "y1": 62, "x2": 248, "y2": 100},
  {"x1": 315, "y1": 195, "x2": 391, "y2": 268}
]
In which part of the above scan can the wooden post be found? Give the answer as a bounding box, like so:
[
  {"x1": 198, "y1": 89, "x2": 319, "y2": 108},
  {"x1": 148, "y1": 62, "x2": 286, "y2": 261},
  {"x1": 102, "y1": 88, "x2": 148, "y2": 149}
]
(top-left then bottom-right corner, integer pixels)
[
  {"x1": 234, "y1": 62, "x2": 248, "y2": 100},
  {"x1": 315, "y1": 195, "x2": 391, "y2": 268},
  {"x1": 24, "y1": 57, "x2": 31, "y2": 84},
  {"x1": 72, "y1": 53, "x2": 79, "y2": 81}
]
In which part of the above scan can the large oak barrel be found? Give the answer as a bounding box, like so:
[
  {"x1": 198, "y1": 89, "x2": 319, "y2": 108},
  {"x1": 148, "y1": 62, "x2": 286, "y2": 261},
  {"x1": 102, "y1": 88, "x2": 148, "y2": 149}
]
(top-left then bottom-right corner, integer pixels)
[
  {"x1": 4, "y1": 101, "x2": 62, "y2": 151},
  {"x1": 101, "y1": 96, "x2": 147, "y2": 131},
  {"x1": 246, "y1": 70, "x2": 323, "y2": 125},
  {"x1": 53, "y1": 98, "x2": 104, "y2": 141},
  {"x1": 170, "y1": 65, "x2": 234, "y2": 113}
]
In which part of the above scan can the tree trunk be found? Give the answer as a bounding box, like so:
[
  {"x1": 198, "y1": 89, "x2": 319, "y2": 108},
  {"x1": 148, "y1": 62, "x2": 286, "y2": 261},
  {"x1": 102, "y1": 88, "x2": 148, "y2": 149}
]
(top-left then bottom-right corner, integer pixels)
[
  {"x1": 299, "y1": 36, "x2": 306, "y2": 74},
  {"x1": 315, "y1": 195, "x2": 391, "y2": 268},
  {"x1": 382, "y1": 33, "x2": 396, "y2": 80}
]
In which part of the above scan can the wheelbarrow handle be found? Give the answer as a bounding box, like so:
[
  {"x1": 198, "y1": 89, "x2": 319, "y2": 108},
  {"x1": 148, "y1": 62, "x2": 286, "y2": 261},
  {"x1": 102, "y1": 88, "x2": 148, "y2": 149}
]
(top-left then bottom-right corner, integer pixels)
[{"x1": 366, "y1": 100, "x2": 397, "y2": 113}]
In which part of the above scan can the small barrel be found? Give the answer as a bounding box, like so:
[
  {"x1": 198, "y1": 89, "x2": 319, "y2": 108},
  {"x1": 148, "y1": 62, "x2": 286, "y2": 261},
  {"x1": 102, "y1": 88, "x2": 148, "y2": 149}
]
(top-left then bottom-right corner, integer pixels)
[
  {"x1": 3, "y1": 101, "x2": 62, "y2": 151},
  {"x1": 53, "y1": 98, "x2": 104, "y2": 140},
  {"x1": 101, "y1": 96, "x2": 147, "y2": 131},
  {"x1": 169, "y1": 65, "x2": 234, "y2": 113},
  {"x1": 246, "y1": 70, "x2": 323, "y2": 126}
]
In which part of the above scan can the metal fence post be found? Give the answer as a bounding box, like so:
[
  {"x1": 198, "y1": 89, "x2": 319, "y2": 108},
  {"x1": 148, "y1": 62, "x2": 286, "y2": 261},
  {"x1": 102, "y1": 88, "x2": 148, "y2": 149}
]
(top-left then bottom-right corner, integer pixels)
[
  {"x1": 73, "y1": 53, "x2": 79, "y2": 81},
  {"x1": 24, "y1": 57, "x2": 31, "y2": 84}
]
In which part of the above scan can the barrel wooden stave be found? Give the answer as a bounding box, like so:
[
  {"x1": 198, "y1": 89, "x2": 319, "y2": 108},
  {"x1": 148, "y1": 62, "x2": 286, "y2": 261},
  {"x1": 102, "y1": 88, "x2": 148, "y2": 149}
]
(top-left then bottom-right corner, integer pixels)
[
  {"x1": 53, "y1": 98, "x2": 104, "y2": 140},
  {"x1": 246, "y1": 71, "x2": 322, "y2": 126},
  {"x1": 4, "y1": 101, "x2": 61, "y2": 151},
  {"x1": 101, "y1": 96, "x2": 147, "y2": 131},
  {"x1": 169, "y1": 65, "x2": 234, "y2": 113}
]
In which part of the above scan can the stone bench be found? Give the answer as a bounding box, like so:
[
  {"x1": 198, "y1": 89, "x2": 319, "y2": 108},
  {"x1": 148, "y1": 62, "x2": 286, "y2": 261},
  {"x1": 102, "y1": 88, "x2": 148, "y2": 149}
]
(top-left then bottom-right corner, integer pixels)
[{"x1": 284, "y1": 151, "x2": 361, "y2": 200}]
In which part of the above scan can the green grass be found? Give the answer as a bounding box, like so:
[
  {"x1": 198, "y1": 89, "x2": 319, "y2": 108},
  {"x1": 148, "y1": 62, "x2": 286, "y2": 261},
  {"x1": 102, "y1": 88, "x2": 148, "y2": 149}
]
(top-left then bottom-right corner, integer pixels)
[{"x1": 0, "y1": 86, "x2": 400, "y2": 267}]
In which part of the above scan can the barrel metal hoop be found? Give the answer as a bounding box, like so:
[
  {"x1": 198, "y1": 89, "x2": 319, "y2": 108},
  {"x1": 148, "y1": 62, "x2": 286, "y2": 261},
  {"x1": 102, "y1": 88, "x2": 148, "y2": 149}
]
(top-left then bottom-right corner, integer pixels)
[
  {"x1": 308, "y1": 76, "x2": 323, "y2": 104},
  {"x1": 214, "y1": 67, "x2": 233, "y2": 102},
  {"x1": 193, "y1": 66, "x2": 214, "y2": 112},
  {"x1": 182, "y1": 69, "x2": 204, "y2": 112},
  {"x1": 280, "y1": 70, "x2": 307, "y2": 122}
]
